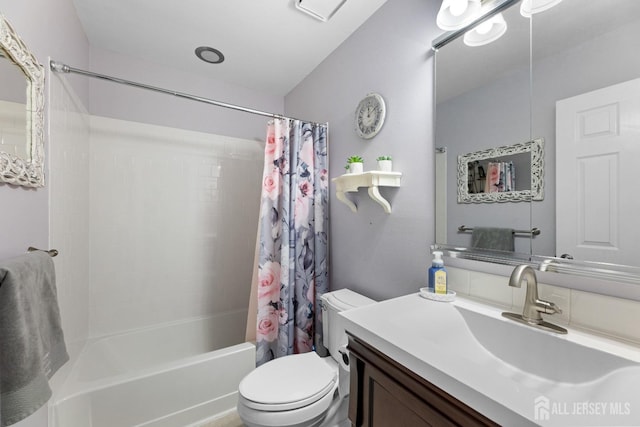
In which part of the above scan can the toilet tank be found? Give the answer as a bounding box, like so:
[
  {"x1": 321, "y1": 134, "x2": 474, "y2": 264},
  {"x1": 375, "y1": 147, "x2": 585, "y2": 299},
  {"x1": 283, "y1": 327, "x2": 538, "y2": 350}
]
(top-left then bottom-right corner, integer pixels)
[{"x1": 321, "y1": 289, "x2": 376, "y2": 361}]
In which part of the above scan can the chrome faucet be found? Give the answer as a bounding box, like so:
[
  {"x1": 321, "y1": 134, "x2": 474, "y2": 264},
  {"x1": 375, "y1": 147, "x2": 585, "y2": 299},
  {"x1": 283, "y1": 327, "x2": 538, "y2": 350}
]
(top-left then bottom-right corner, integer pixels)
[
  {"x1": 502, "y1": 265, "x2": 567, "y2": 334},
  {"x1": 509, "y1": 265, "x2": 562, "y2": 322}
]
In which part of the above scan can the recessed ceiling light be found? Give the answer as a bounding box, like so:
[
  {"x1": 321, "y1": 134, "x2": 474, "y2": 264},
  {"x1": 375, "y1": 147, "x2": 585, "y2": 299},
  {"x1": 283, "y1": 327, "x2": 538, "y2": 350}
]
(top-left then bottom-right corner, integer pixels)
[{"x1": 195, "y1": 46, "x2": 225, "y2": 64}]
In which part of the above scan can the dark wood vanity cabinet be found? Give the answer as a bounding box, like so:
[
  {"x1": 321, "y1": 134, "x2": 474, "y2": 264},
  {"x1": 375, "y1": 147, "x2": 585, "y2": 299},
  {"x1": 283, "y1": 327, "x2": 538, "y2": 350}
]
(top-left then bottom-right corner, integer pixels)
[{"x1": 347, "y1": 335, "x2": 499, "y2": 427}]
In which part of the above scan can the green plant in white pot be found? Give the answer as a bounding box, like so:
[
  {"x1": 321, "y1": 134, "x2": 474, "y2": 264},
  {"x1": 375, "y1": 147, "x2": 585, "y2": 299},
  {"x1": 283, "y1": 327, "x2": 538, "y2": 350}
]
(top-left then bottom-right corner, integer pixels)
[
  {"x1": 346, "y1": 156, "x2": 364, "y2": 174},
  {"x1": 376, "y1": 156, "x2": 392, "y2": 172}
]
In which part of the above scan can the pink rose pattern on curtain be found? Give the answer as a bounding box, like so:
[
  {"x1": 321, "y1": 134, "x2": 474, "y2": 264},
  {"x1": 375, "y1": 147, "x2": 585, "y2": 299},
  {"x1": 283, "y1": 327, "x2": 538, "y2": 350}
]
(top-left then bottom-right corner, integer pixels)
[{"x1": 256, "y1": 118, "x2": 329, "y2": 366}]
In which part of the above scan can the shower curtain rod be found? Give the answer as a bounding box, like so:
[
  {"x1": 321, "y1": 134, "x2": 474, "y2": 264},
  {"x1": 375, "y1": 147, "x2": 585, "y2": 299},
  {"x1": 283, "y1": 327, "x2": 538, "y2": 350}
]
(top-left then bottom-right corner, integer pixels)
[{"x1": 49, "y1": 60, "x2": 326, "y2": 126}]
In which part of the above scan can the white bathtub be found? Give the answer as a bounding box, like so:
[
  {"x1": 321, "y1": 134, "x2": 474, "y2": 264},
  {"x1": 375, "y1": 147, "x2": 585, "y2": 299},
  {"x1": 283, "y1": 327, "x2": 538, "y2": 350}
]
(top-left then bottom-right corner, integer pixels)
[{"x1": 52, "y1": 310, "x2": 255, "y2": 427}]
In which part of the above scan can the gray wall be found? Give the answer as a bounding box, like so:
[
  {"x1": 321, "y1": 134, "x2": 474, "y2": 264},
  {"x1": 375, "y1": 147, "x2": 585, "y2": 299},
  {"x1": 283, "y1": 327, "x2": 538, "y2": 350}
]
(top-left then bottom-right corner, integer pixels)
[
  {"x1": 436, "y1": 65, "x2": 533, "y2": 254},
  {"x1": 0, "y1": 0, "x2": 89, "y2": 261},
  {"x1": 0, "y1": 2, "x2": 90, "y2": 426},
  {"x1": 86, "y1": 46, "x2": 283, "y2": 142},
  {"x1": 285, "y1": 0, "x2": 441, "y2": 301}
]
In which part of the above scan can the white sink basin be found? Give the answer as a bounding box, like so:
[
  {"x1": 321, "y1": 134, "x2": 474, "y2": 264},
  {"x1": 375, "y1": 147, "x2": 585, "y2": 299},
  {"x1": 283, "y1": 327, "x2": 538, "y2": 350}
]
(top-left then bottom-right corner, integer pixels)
[
  {"x1": 455, "y1": 304, "x2": 637, "y2": 384},
  {"x1": 340, "y1": 293, "x2": 640, "y2": 426}
]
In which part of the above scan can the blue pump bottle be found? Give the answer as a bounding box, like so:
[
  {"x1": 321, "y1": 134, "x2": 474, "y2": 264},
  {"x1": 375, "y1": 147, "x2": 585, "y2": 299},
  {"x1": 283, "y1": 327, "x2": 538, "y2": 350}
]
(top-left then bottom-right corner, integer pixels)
[{"x1": 428, "y1": 251, "x2": 447, "y2": 294}]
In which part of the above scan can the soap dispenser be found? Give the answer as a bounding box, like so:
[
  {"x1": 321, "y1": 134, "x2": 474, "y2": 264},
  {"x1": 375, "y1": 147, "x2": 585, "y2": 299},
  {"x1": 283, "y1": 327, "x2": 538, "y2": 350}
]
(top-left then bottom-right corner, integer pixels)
[{"x1": 428, "y1": 251, "x2": 447, "y2": 294}]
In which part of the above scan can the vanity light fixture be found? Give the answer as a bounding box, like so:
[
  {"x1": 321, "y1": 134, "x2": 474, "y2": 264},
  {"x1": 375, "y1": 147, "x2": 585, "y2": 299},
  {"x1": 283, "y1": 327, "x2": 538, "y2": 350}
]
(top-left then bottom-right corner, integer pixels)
[
  {"x1": 520, "y1": 0, "x2": 563, "y2": 18},
  {"x1": 463, "y1": 13, "x2": 507, "y2": 46},
  {"x1": 195, "y1": 46, "x2": 225, "y2": 64},
  {"x1": 437, "y1": 0, "x2": 482, "y2": 31}
]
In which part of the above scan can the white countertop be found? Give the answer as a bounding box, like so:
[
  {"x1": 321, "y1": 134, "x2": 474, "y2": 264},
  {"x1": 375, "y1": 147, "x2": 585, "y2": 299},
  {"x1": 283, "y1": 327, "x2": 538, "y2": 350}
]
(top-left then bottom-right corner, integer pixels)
[{"x1": 339, "y1": 293, "x2": 640, "y2": 427}]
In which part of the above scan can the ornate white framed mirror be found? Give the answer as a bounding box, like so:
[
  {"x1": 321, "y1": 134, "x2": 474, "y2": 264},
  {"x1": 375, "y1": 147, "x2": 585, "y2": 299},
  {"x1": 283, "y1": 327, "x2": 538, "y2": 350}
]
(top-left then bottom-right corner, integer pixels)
[
  {"x1": 0, "y1": 14, "x2": 45, "y2": 187},
  {"x1": 457, "y1": 138, "x2": 544, "y2": 204}
]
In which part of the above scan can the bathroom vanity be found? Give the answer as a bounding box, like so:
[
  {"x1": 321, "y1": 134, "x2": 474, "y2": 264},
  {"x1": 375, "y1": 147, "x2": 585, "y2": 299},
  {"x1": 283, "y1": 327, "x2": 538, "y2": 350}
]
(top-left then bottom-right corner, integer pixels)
[
  {"x1": 347, "y1": 334, "x2": 497, "y2": 426},
  {"x1": 342, "y1": 294, "x2": 640, "y2": 426}
]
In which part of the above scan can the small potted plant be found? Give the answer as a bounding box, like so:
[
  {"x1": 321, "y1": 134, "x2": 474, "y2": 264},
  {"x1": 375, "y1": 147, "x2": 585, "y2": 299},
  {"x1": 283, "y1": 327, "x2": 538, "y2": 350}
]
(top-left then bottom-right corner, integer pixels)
[
  {"x1": 376, "y1": 156, "x2": 393, "y2": 172},
  {"x1": 346, "y1": 155, "x2": 364, "y2": 174}
]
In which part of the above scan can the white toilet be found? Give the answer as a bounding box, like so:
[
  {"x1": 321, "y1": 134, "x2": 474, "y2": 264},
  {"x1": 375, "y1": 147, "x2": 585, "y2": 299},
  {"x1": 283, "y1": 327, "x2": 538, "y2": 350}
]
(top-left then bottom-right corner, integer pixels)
[{"x1": 237, "y1": 289, "x2": 375, "y2": 427}]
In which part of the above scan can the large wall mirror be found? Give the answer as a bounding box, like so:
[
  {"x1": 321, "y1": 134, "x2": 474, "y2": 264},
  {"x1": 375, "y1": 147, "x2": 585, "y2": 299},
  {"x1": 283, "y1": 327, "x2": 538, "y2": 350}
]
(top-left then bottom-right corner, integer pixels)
[
  {"x1": 434, "y1": 0, "x2": 640, "y2": 286},
  {"x1": 434, "y1": 0, "x2": 533, "y2": 255},
  {"x1": 0, "y1": 14, "x2": 45, "y2": 187}
]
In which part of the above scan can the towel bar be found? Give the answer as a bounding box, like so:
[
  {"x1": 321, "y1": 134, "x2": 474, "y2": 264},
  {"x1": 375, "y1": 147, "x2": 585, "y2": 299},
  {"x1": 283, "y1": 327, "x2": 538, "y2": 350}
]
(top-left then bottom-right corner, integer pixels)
[
  {"x1": 458, "y1": 225, "x2": 540, "y2": 237},
  {"x1": 27, "y1": 247, "x2": 59, "y2": 257}
]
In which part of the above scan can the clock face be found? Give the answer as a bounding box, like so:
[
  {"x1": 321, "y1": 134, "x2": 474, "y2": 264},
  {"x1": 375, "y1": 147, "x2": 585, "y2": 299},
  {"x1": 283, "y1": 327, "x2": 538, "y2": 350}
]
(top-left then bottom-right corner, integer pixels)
[{"x1": 355, "y1": 93, "x2": 386, "y2": 139}]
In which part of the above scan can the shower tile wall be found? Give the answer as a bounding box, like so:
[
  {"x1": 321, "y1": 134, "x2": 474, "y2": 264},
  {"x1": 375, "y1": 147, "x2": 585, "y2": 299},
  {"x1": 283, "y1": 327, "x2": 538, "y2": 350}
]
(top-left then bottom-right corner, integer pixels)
[
  {"x1": 49, "y1": 73, "x2": 91, "y2": 356},
  {"x1": 89, "y1": 116, "x2": 263, "y2": 338}
]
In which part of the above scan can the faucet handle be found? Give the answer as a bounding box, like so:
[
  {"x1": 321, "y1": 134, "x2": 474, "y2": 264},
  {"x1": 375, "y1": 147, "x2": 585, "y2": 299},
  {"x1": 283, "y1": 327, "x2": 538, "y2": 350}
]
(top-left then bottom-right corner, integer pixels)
[{"x1": 536, "y1": 299, "x2": 562, "y2": 315}]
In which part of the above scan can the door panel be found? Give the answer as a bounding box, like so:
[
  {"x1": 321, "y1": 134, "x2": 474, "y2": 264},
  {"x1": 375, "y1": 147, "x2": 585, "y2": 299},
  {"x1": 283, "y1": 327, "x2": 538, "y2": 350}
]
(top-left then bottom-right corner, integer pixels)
[{"x1": 556, "y1": 78, "x2": 640, "y2": 265}]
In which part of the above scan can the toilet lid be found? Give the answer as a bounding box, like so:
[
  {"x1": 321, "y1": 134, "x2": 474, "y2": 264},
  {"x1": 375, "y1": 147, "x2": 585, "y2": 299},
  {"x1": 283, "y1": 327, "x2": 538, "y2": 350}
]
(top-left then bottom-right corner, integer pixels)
[
  {"x1": 322, "y1": 288, "x2": 376, "y2": 311},
  {"x1": 239, "y1": 352, "x2": 337, "y2": 411}
]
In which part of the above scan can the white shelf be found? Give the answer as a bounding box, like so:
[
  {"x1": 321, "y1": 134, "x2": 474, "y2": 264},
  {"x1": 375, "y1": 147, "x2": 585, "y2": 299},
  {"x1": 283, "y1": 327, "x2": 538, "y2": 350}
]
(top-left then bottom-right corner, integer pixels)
[{"x1": 331, "y1": 171, "x2": 402, "y2": 214}]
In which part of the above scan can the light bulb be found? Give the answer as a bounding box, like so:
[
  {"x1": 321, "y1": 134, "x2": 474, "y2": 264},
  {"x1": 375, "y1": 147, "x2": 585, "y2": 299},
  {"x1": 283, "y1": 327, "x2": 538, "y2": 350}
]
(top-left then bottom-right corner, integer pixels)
[
  {"x1": 520, "y1": 0, "x2": 563, "y2": 17},
  {"x1": 463, "y1": 13, "x2": 506, "y2": 46},
  {"x1": 448, "y1": 0, "x2": 469, "y2": 17},
  {"x1": 475, "y1": 19, "x2": 493, "y2": 35}
]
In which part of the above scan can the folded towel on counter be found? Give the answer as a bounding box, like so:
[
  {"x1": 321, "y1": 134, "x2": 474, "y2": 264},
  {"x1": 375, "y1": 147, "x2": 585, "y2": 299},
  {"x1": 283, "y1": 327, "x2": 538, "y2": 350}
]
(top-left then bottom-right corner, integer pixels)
[
  {"x1": 0, "y1": 252, "x2": 68, "y2": 427},
  {"x1": 471, "y1": 227, "x2": 515, "y2": 252}
]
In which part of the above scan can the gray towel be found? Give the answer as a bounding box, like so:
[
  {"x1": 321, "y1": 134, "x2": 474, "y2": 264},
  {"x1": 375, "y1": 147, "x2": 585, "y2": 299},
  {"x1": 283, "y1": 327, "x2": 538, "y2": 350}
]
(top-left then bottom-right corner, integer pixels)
[
  {"x1": 471, "y1": 227, "x2": 515, "y2": 252},
  {"x1": 0, "y1": 252, "x2": 68, "y2": 427}
]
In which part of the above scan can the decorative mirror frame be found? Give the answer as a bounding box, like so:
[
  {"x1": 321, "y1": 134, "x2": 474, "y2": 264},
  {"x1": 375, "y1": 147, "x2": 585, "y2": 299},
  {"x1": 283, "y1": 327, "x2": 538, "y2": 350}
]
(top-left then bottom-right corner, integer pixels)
[
  {"x1": 457, "y1": 138, "x2": 544, "y2": 203},
  {"x1": 0, "y1": 15, "x2": 45, "y2": 187}
]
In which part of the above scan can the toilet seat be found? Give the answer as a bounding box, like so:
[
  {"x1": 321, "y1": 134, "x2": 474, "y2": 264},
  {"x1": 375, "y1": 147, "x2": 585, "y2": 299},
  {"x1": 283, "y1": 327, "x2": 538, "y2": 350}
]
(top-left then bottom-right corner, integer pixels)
[{"x1": 239, "y1": 352, "x2": 338, "y2": 412}]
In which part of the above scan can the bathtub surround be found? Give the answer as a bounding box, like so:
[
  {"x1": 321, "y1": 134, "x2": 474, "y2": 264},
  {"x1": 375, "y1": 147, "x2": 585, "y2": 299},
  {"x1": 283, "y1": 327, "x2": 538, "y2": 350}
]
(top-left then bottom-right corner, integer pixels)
[
  {"x1": 89, "y1": 116, "x2": 262, "y2": 336},
  {"x1": 52, "y1": 315, "x2": 254, "y2": 427},
  {"x1": 44, "y1": 113, "x2": 263, "y2": 427},
  {"x1": 254, "y1": 119, "x2": 329, "y2": 366},
  {"x1": 0, "y1": 252, "x2": 68, "y2": 427},
  {"x1": 48, "y1": 69, "x2": 91, "y2": 361}
]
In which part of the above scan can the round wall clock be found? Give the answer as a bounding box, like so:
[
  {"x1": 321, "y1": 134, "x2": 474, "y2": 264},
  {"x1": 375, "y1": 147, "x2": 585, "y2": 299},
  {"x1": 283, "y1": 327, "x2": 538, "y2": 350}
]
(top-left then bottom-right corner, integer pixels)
[{"x1": 355, "y1": 93, "x2": 386, "y2": 139}]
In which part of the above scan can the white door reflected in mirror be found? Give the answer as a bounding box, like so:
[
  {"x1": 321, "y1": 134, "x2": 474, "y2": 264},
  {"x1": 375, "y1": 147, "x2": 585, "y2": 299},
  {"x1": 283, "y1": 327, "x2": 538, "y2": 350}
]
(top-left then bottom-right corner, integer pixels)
[{"x1": 556, "y1": 78, "x2": 640, "y2": 266}]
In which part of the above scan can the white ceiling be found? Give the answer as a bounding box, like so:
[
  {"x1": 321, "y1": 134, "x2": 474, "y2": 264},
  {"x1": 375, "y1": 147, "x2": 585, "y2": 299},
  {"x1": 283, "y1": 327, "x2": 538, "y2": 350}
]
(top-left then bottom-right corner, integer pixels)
[{"x1": 72, "y1": 0, "x2": 388, "y2": 97}]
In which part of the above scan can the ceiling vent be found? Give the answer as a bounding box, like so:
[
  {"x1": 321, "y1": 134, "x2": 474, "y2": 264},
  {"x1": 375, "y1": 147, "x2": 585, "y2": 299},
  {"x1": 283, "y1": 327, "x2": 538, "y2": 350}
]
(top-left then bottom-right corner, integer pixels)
[{"x1": 295, "y1": 0, "x2": 347, "y2": 22}]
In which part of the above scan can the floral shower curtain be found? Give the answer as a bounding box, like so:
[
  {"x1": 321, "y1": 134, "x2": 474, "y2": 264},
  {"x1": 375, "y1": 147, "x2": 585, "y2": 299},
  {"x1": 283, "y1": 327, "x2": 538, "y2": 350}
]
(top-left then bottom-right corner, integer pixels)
[{"x1": 255, "y1": 118, "x2": 329, "y2": 366}]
